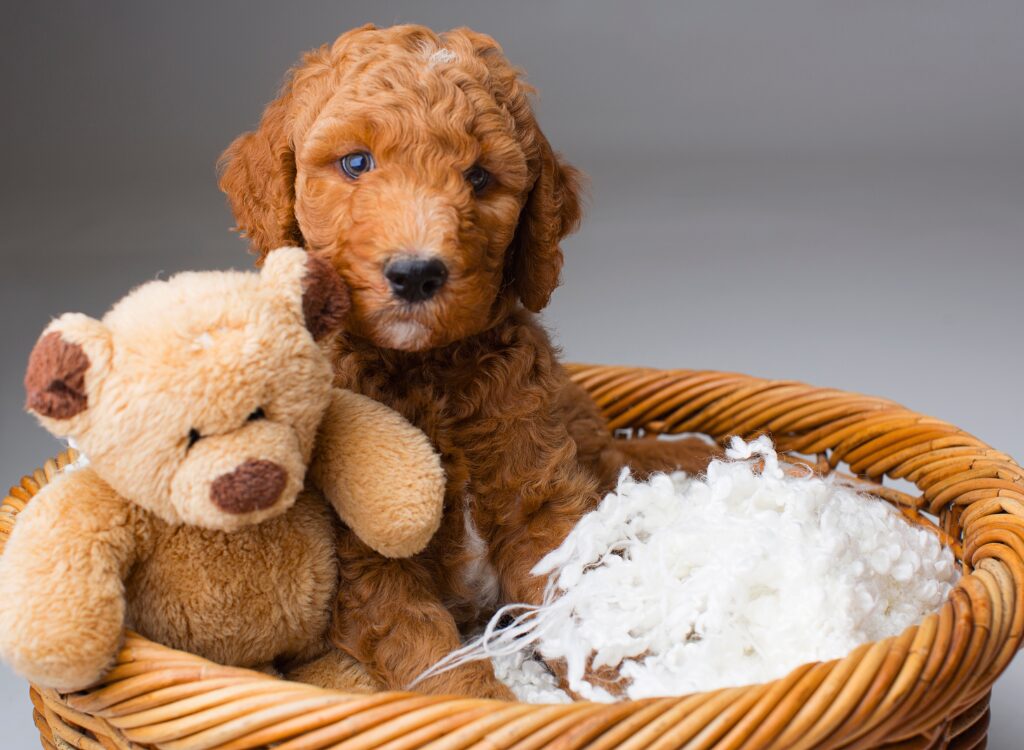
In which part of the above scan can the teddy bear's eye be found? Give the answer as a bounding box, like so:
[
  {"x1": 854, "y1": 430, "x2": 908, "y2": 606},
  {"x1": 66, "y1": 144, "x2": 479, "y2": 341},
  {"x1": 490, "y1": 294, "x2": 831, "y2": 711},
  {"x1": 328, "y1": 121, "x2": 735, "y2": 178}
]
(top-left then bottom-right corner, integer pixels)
[
  {"x1": 247, "y1": 407, "x2": 266, "y2": 422},
  {"x1": 186, "y1": 428, "x2": 202, "y2": 451}
]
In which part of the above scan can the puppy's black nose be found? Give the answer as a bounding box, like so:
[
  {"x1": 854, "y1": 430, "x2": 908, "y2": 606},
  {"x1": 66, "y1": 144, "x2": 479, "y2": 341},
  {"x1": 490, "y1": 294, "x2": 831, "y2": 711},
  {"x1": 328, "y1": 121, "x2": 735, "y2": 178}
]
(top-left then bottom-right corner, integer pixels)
[{"x1": 384, "y1": 257, "x2": 448, "y2": 302}]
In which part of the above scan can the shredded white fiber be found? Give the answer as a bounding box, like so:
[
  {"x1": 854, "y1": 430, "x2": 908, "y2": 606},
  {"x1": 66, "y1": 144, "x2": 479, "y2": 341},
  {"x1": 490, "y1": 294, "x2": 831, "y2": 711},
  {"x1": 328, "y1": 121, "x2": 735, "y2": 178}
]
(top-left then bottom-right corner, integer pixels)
[
  {"x1": 419, "y1": 436, "x2": 959, "y2": 703},
  {"x1": 63, "y1": 437, "x2": 91, "y2": 473}
]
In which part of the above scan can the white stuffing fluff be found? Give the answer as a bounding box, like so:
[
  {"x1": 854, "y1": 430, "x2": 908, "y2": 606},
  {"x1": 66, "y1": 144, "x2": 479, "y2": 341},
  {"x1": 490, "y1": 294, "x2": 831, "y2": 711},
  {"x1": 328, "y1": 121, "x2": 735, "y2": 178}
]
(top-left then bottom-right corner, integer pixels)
[
  {"x1": 420, "y1": 436, "x2": 958, "y2": 703},
  {"x1": 63, "y1": 437, "x2": 91, "y2": 473}
]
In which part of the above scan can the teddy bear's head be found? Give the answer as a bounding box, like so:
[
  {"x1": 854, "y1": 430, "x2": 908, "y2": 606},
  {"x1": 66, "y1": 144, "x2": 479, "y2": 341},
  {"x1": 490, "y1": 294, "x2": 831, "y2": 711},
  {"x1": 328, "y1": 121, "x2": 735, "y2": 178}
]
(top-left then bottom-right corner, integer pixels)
[{"x1": 24, "y1": 247, "x2": 348, "y2": 531}]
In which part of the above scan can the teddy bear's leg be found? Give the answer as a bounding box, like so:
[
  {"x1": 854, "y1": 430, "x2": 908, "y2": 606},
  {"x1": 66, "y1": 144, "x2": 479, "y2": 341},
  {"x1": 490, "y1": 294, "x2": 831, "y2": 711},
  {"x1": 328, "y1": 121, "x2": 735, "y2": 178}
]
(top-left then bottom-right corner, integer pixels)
[
  {"x1": 0, "y1": 469, "x2": 138, "y2": 691},
  {"x1": 333, "y1": 531, "x2": 515, "y2": 701},
  {"x1": 285, "y1": 647, "x2": 382, "y2": 693}
]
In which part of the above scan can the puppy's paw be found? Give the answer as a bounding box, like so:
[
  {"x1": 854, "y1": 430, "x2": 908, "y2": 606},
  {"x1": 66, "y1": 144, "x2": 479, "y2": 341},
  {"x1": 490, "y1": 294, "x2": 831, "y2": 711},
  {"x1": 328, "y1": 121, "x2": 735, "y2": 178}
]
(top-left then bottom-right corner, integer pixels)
[
  {"x1": 285, "y1": 648, "x2": 382, "y2": 693},
  {"x1": 416, "y1": 662, "x2": 517, "y2": 701}
]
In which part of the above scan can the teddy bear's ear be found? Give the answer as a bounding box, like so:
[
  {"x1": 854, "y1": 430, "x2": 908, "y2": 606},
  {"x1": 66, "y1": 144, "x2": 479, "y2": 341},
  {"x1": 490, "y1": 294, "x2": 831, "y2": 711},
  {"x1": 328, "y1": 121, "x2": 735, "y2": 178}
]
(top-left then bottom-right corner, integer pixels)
[
  {"x1": 24, "y1": 314, "x2": 111, "y2": 432},
  {"x1": 261, "y1": 247, "x2": 350, "y2": 340}
]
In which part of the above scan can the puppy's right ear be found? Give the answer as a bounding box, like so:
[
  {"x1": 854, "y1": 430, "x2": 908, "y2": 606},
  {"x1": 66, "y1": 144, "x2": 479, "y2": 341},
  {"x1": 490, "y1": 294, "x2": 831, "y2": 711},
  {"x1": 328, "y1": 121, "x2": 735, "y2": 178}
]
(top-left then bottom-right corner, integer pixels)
[
  {"x1": 217, "y1": 82, "x2": 303, "y2": 262},
  {"x1": 24, "y1": 314, "x2": 111, "y2": 436}
]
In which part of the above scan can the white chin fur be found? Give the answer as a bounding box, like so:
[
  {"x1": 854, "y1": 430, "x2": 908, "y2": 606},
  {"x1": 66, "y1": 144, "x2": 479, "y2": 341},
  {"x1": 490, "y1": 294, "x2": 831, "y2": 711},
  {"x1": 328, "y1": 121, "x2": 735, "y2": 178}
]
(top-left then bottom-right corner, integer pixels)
[{"x1": 382, "y1": 320, "x2": 431, "y2": 350}]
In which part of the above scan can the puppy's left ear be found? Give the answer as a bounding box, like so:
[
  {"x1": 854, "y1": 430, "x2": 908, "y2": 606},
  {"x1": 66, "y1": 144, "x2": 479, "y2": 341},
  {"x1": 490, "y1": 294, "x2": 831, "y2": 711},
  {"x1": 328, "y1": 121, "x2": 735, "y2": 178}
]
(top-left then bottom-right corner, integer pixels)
[
  {"x1": 261, "y1": 247, "x2": 350, "y2": 340},
  {"x1": 442, "y1": 27, "x2": 584, "y2": 313},
  {"x1": 509, "y1": 133, "x2": 584, "y2": 312}
]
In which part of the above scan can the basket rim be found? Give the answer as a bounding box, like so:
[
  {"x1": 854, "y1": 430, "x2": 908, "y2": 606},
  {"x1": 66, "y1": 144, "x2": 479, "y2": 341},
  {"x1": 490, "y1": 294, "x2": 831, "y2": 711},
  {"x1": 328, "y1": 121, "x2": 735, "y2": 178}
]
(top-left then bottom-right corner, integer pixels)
[{"x1": 3, "y1": 363, "x2": 1020, "y2": 750}]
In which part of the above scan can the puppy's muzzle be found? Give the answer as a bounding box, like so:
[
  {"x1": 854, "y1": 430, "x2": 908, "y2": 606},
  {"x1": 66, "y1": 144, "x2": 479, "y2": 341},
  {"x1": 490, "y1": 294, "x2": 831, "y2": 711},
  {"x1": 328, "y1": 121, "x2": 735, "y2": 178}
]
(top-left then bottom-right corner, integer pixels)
[
  {"x1": 210, "y1": 459, "x2": 287, "y2": 514},
  {"x1": 384, "y1": 257, "x2": 448, "y2": 302}
]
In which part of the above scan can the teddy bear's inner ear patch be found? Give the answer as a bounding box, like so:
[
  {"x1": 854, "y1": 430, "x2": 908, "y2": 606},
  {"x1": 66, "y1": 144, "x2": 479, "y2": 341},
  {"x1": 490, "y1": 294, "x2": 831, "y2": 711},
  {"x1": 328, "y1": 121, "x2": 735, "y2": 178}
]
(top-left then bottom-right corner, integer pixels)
[
  {"x1": 301, "y1": 255, "x2": 350, "y2": 340},
  {"x1": 24, "y1": 332, "x2": 91, "y2": 419}
]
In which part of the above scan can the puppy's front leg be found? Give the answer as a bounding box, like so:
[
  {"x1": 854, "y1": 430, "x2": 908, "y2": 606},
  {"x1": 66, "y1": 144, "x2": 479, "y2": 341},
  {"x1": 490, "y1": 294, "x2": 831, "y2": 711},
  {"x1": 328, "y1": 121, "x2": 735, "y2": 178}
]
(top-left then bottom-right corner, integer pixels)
[
  {"x1": 332, "y1": 530, "x2": 515, "y2": 701},
  {"x1": 490, "y1": 468, "x2": 601, "y2": 608},
  {"x1": 488, "y1": 459, "x2": 614, "y2": 695}
]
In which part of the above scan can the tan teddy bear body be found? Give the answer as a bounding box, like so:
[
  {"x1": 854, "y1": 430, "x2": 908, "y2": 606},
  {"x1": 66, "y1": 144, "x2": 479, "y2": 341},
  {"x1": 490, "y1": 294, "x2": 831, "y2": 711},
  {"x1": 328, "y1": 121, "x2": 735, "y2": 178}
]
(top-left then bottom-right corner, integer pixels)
[
  {"x1": 0, "y1": 248, "x2": 445, "y2": 692},
  {"x1": 127, "y1": 488, "x2": 338, "y2": 669}
]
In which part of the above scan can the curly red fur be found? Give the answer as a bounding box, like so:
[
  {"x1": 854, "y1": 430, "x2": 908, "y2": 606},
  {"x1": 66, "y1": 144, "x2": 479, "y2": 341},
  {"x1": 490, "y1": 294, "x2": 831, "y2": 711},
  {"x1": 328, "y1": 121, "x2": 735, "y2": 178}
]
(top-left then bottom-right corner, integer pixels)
[{"x1": 220, "y1": 24, "x2": 719, "y2": 700}]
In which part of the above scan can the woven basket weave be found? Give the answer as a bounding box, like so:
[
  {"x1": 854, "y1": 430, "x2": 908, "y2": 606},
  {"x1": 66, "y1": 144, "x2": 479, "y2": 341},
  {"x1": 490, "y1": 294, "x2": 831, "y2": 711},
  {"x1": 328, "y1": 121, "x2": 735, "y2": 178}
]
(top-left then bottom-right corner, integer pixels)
[{"x1": 3, "y1": 364, "x2": 1022, "y2": 750}]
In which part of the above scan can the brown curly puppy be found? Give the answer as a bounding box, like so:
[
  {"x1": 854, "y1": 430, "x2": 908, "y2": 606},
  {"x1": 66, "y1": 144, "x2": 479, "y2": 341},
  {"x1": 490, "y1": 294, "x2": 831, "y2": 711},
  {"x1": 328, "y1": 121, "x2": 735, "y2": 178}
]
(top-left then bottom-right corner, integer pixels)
[{"x1": 219, "y1": 23, "x2": 719, "y2": 700}]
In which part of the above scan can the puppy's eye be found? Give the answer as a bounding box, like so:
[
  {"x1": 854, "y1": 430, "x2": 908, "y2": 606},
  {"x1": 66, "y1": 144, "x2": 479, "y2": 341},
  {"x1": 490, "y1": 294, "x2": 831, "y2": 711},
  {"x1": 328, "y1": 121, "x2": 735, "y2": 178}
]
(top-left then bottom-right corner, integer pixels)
[
  {"x1": 247, "y1": 407, "x2": 266, "y2": 422},
  {"x1": 338, "y1": 151, "x2": 375, "y2": 179},
  {"x1": 186, "y1": 428, "x2": 201, "y2": 451},
  {"x1": 465, "y1": 165, "x2": 491, "y2": 193}
]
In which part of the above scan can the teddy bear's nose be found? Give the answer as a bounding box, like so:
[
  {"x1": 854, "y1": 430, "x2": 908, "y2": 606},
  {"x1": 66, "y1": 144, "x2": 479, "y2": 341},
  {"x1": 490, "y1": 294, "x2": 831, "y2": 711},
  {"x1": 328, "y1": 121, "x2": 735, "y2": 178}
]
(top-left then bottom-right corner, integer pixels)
[{"x1": 210, "y1": 460, "x2": 287, "y2": 514}]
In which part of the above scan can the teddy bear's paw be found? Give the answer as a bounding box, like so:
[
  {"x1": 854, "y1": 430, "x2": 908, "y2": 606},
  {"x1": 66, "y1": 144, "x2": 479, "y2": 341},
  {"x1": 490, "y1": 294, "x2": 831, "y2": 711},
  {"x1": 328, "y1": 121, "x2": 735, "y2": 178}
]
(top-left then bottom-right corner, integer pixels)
[
  {"x1": 1, "y1": 639, "x2": 115, "y2": 692},
  {"x1": 0, "y1": 597, "x2": 122, "y2": 692}
]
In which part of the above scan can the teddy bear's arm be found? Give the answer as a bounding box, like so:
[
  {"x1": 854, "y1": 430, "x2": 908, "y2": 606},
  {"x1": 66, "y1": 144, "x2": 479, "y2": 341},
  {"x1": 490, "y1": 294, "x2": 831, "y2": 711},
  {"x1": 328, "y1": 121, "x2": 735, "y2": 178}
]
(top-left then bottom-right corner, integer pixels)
[
  {"x1": 0, "y1": 467, "x2": 140, "y2": 691},
  {"x1": 310, "y1": 388, "x2": 445, "y2": 558}
]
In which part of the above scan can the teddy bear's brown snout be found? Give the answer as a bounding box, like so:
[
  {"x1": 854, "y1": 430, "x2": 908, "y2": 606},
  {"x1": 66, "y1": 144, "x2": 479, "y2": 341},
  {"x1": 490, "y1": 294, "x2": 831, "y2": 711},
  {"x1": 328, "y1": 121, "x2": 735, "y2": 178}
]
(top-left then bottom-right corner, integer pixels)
[{"x1": 210, "y1": 459, "x2": 288, "y2": 514}]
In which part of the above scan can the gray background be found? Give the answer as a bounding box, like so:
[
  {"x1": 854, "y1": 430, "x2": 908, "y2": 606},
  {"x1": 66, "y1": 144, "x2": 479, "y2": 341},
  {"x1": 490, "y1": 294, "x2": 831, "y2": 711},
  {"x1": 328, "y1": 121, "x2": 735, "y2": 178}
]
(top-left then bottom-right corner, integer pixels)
[{"x1": 1, "y1": 1, "x2": 1021, "y2": 746}]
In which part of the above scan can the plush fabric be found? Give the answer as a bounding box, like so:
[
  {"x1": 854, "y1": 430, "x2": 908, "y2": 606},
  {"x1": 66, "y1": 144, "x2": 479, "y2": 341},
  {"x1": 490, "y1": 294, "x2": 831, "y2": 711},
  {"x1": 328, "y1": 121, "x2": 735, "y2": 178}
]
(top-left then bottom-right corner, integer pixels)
[
  {"x1": 310, "y1": 388, "x2": 444, "y2": 558},
  {"x1": 0, "y1": 247, "x2": 445, "y2": 692}
]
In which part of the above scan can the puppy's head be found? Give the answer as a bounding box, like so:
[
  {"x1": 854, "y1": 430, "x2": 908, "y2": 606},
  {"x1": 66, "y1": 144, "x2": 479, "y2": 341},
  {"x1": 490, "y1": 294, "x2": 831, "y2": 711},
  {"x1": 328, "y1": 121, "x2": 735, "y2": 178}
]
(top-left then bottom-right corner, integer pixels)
[{"x1": 219, "y1": 24, "x2": 582, "y2": 351}]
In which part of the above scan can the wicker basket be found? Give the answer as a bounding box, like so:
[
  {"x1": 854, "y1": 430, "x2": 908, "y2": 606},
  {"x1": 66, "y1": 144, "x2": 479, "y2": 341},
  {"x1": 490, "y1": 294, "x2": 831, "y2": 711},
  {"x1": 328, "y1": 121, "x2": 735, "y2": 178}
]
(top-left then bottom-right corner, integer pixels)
[{"x1": 3, "y1": 364, "x2": 1022, "y2": 750}]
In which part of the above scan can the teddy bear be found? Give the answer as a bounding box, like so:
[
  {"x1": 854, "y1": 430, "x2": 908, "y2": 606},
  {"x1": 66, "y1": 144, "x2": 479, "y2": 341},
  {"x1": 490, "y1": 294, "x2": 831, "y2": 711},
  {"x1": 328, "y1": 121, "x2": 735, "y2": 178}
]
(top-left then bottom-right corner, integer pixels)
[{"x1": 0, "y1": 246, "x2": 445, "y2": 693}]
